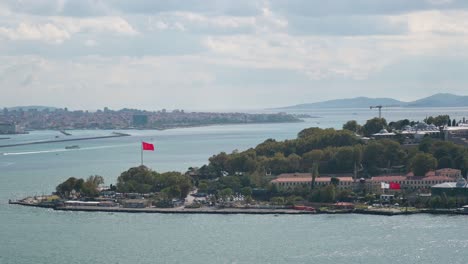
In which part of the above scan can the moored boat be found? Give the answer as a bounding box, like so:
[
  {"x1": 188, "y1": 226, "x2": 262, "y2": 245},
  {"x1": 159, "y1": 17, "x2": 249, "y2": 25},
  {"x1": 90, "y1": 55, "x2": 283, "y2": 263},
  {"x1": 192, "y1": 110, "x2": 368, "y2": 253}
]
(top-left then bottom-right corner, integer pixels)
[{"x1": 65, "y1": 145, "x2": 80, "y2": 150}]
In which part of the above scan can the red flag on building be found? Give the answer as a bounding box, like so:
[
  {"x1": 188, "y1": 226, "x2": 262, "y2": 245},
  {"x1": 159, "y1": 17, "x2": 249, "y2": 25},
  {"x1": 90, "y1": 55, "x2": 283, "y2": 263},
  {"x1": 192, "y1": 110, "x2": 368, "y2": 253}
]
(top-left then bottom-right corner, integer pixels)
[
  {"x1": 142, "y1": 142, "x2": 154, "y2": 151},
  {"x1": 389, "y1": 182, "x2": 401, "y2": 190}
]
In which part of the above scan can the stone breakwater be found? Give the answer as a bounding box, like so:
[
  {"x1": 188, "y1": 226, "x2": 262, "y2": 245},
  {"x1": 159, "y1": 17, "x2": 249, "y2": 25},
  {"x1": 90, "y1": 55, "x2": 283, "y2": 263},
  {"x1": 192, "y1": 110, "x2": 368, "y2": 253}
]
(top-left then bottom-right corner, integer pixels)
[{"x1": 0, "y1": 133, "x2": 130, "y2": 148}]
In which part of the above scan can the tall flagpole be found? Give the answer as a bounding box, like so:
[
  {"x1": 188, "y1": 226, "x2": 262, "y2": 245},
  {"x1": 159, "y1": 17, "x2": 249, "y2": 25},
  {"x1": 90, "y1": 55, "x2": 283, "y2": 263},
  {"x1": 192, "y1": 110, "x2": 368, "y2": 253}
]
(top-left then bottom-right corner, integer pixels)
[{"x1": 141, "y1": 141, "x2": 143, "y2": 166}]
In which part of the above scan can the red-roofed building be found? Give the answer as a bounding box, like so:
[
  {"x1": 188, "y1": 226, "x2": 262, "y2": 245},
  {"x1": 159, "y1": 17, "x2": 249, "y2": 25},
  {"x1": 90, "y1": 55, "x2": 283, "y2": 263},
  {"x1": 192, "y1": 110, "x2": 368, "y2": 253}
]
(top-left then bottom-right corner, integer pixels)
[
  {"x1": 271, "y1": 173, "x2": 355, "y2": 190},
  {"x1": 271, "y1": 169, "x2": 459, "y2": 193},
  {"x1": 435, "y1": 168, "x2": 462, "y2": 179},
  {"x1": 368, "y1": 174, "x2": 454, "y2": 193},
  {"x1": 405, "y1": 168, "x2": 461, "y2": 178}
]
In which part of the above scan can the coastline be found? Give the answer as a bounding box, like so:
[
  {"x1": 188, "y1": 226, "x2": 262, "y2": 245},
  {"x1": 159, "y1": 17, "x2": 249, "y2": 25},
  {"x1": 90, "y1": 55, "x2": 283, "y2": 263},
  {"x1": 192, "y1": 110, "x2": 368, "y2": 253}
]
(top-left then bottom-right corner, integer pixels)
[{"x1": 9, "y1": 201, "x2": 468, "y2": 216}]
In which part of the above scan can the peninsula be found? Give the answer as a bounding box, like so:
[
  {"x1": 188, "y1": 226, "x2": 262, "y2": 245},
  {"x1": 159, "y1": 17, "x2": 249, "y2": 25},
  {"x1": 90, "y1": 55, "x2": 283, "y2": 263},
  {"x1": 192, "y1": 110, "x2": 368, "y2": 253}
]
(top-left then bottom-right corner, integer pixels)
[{"x1": 10, "y1": 115, "x2": 468, "y2": 215}]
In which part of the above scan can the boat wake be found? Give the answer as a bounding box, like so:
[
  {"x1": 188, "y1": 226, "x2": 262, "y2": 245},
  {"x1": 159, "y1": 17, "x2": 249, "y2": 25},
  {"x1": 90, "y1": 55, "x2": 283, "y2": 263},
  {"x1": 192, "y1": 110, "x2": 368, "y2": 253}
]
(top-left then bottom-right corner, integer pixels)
[
  {"x1": 0, "y1": 161, "x2": 15, "y2": 167},
  {"x1": 2, "y1": 144, "x2": 134, "y2": 156}
]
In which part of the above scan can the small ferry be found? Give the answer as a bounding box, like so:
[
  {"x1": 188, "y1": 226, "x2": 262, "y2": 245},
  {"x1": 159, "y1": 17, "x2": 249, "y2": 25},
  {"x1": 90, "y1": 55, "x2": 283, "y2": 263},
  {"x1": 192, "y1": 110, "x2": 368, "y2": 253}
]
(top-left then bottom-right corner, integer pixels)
[{"x1": 65, "y1": 145, "x2": 80, "y2": 150}]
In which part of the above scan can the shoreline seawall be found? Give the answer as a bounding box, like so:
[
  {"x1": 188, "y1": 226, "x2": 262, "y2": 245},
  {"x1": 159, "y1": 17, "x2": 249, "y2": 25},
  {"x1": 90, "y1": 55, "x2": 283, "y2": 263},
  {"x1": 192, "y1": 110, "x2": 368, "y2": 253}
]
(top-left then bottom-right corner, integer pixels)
[
  {"x1": 8, "y1": 201, "x2": 314, "y2": 214},
  {"x1": 9, "y1": 201, "x2": 468, "y2": 216}
]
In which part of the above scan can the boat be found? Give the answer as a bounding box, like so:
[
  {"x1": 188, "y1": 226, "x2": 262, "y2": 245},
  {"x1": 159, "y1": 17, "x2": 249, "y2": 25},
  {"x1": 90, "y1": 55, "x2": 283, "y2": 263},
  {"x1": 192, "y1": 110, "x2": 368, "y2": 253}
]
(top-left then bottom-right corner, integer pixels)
[
  {"x1": 65, "y1": 145, "x2": 80, "y2": 150},
  {"x1": 59, "y1": 130, "x2": 72, "y2": 136}
]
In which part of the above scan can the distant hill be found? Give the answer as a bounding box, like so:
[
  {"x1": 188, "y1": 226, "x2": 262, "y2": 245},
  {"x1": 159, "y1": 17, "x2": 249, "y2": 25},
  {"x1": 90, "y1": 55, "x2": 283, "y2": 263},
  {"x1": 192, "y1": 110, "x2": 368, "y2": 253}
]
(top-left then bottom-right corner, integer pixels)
[
  {"x1": 406, "y1": 93, "x2": 468, "y2": 107},
  {"x1": 277, "y1": 93, "x2": 468, "y2": 109},
  {"x1": 278, "y1": 97, "x2": 404, "y2": 109}
]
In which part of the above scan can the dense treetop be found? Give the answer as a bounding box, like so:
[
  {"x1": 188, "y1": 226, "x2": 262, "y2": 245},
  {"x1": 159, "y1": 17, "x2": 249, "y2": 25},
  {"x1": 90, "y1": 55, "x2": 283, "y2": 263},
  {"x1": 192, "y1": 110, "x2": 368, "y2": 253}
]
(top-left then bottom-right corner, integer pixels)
[
  {"x1": 198, "y1": 120, "x2": 468, "y2": 182},
  {"x1": 116, "y1": 166, "x2": 192, "y2": 199}
]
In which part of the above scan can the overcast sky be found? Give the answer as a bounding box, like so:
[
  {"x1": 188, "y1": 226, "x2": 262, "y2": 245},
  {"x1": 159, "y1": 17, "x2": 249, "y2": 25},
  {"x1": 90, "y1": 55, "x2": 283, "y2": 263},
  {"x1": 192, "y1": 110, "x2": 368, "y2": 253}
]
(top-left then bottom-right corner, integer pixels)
[{"x1": 1, "y1": 0, "x2": 468, "y2": 110}]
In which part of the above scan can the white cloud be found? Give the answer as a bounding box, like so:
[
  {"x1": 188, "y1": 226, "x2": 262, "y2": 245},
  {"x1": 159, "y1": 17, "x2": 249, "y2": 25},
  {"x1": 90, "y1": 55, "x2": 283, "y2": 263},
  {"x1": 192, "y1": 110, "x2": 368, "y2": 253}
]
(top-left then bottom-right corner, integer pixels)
[
  {"x1": 2, "y1": 1, "x2": 468, "y2": 109},
  {"x1": 84, "y1": 39, "x2": 97, "y2": 47},
  {"x1": 391, "y1": 10, "x2": 468, "y2": 35},
  {"x1": 51, "y1": 16, "x2": 138, "y2": 36},
  {"x1": 0, "y1": 16, "x2": 137, "y2": 44},
  {"x1": 144, "y1": 6, "x2": 288, "y2": 35},
  {"x1": 202, "y1": 34, "x2": 391, "y2": 80},
  {"x1": 0, "y1": 22, "x2": 70, "y2": 43},
  {"x1": 0, "y1": 55, "x2": 218, "y2": 109}
]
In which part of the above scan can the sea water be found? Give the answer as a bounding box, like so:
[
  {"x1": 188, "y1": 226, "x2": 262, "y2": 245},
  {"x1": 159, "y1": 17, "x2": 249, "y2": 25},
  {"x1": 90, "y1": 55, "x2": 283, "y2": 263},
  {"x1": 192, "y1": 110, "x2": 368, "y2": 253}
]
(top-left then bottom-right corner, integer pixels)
[{"x1": 1, "y1": 107, "x2": 468, "y2": 264}]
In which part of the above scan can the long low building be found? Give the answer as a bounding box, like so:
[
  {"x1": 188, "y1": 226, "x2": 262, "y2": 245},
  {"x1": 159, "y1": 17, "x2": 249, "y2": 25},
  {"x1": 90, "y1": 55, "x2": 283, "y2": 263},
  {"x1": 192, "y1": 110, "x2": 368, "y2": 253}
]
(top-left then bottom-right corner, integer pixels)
[
  {"x1": 367, "y1": 175, "x2": 454, "y2": 193},
  {"x1": 271, "y1": 173, "x2": 355, "y2": 190},
  {"x1": 271, "y1": 169, "x2": 462, "y2": 193},
  {"x1": 367, "y1": 168, "x2": 462, "y2": 192}
]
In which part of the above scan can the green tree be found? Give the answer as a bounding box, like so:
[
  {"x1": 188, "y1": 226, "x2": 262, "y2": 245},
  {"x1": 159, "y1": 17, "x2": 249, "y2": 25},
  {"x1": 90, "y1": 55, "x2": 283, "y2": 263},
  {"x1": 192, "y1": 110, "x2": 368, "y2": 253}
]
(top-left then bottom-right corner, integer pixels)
[
  {"x1": 438, "y1": 156, "x2": 454, "y2": 169},
  {"x1": 362, "y1": 142, "x2": 386, "y2": 174},
  {"x1": 447, "y1": 197, "x2": 457, "y2": 208},
  {"x1": 162, "y1": 185, "x2": 182, "y2": 199},
  {"x1": 297, "y1": 127, "x2": 323, "y2": 139},
  {"x1": 333, "y1": 147, "x2": 355, "y2": 172},
  {"x1": 219, "y1": 176, "x2": 242, "y2": 192},
  {"x1": 302, "y1": 149, "x2": 324, "y2": 170},
  {"x1": 241, "y1": 186, "x2": 253, "y2": 197},
  {"x1": 225, "y1": 150, "x2": 257, "y2": 174},
  {"x1": 362, "y1": 118, "x2": 388, "y2": 137},
  {"x1": 116, "y1": 166, "x2": 192, "y2": 198},
  {"x1": 81, "y1": 175, "x2": 104, "y2": 197},
  {"x1": 208, "y1": 152, "x2": 229, "y2": 175},
  {"x1": 429, "y1": 195, "x2": 443, "y2": 208},
  {"x1": 56, "y1": 175, "x2": 104, "y2": 198},
  {"x1": 419, "y1": 137, "x2": 433, "y2": 153},
  {"x1": 285, "y1": 195, "x2": 302, "y2": 206},
  {"x1": 388, "y1": 119, "x2": 410, "y2": 130},
  {"x1": 343, "y1": 120, "x2": 361, "y2": 133},
  {"x1": 255, "y1": 139, "x2": 285, "y2": 157},
  {"x1": 426, "y1": 115, "x2": 451, "y2": 126},
  {"x1": 270, "y1": 196, "x2": 285, "y2": 205},
  {"x1": 198, "y1": 182, "x2": 208, "y2": 193},
  {"x1": 116, "y1": 165, "x2": 154, "y2": 193},
  {"x1": 287, "y1": 153, "x2": 302, "y2": 172},
  {"x1": 381, "y1": 139, "x2": 407, "y2": 167},
  {"x1": 411, "y1": 153, "x2": 438, "y2": 176},
  {"x1": 321, "y1": 185, "x2": 336, "y2": 203},
  {"x1": 56, "y1": 177, "x2": 84, "y2": 198},
  {"x1": 218, "y1": 188, "x2": 233, "y2": 201},
  {"x1": 330, "y1": 177, "x2": 340, "y2": 186}
]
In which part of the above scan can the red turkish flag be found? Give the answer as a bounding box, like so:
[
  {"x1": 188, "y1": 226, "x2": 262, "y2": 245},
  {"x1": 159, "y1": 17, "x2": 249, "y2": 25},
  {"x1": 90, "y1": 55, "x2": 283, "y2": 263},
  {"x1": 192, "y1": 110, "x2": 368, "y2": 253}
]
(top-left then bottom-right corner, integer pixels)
[
  {"x1": 389, "y1": 182, "x2": 401, "y2": 190},
  {"x1": 142, "y1": 142, "x2": 154, "y2": 151}
]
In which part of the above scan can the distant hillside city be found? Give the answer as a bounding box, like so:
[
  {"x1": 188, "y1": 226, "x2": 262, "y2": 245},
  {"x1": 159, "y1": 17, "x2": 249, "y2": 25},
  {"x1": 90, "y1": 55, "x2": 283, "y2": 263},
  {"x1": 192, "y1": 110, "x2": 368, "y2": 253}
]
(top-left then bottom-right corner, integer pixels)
[{"x1": 0, "y1": 107, "x2": 301, "y2": 134}]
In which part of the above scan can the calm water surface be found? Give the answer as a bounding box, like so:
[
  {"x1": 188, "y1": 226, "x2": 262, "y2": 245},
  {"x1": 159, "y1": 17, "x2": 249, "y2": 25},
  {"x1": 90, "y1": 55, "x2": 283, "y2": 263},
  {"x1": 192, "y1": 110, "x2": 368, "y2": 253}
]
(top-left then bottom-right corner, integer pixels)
[{"x1": 1, "y1": 107, "x2": 468, "y2": 263}]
